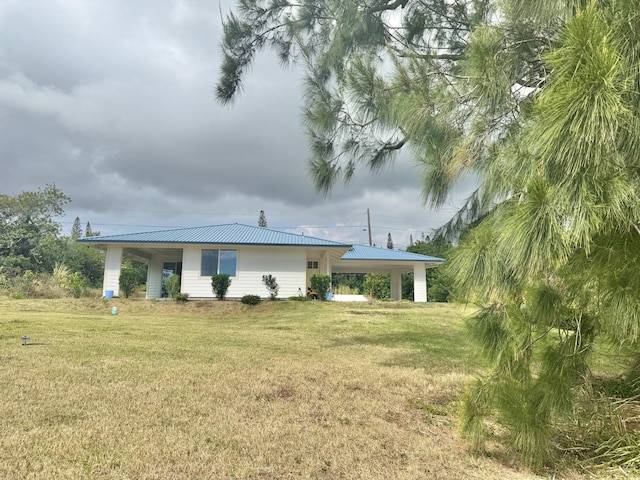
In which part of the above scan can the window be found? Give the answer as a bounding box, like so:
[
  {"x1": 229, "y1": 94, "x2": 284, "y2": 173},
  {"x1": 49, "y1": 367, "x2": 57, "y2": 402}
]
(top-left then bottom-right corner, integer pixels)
[
  {"x1": 201, "y1": 249, "x2": 237, "y2": 277},
  {"x1": 307, "y1": 261, "x2": 318, "y2": 269}
]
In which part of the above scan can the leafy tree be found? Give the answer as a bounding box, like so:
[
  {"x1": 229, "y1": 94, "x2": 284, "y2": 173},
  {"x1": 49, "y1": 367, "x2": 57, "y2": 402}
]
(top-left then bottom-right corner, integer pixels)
[
  {"x1": 36, "y1": 237, "x2": 105, "y2": 287},
  {"x1": 0, "y1": 184, "x2": 70, "y2": 276},
  {"x1": 258, "y1": 210, "x2": 267, "y2": 227},
  {"x1": 262, "y1": 274, "x2": 279, "y2": 300},
  {"x1": 211, "y1": 274, "x2": 232, "y2": 300},
  {"x1": 218, "y1": 0, "x2": 640, "y2": 467},
  {"x1": 386, "y1": 233, "x2": 393, "y2": 249},
  {"x1": 71, "y1": 216, "x2": 82, "y2": 239}
]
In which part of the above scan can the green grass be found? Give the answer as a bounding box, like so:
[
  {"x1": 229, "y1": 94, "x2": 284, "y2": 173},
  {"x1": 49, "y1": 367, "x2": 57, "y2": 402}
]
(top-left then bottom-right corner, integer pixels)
[{"x1": 0, "y1": 299, "x2": 552, "y2": 479}]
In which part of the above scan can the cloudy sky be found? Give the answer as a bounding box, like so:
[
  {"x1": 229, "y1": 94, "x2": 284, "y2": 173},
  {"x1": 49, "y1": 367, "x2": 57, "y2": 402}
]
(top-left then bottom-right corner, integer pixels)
[{"x1": 0, "y1": 0, "x2": 471, "y2": 250}]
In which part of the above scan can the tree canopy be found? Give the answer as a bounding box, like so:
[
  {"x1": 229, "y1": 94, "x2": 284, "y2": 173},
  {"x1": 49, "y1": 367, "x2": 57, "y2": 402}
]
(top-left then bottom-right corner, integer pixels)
[
  {"x1": 218, "y1": 0, "x2": 640, "y2": 468},
  {"x1": 0, "y1": 184, "x2": 70, "y2": 274}
]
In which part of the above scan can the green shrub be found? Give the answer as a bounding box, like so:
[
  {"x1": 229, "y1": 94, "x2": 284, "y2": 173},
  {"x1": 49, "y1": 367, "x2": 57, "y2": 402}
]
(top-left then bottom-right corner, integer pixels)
[
  {"x1": 310, "y1": 274, "x2": 331, "y2": 301},
  {"x1": 119, "y1": 262, "x2": 140, "y2": 298},
  {"x1": 174, "y1": 292, "x2": 189, "y2": 302},
  {"x1": 363, "y1": 273, "x2": 390, "y2": 299},
  {"x1": 288, "y1": 295, "x2": 307, "y2": 301},
  {"x1": 211, "y1": 274, "x2": 231, "y2": 300},
  {"x1": 241, "y1": 294, "x2": 261, "y2": 305},
  {"x1": 262, "y1": 274, "x2": 279, "y2": 300},
  {"x1": 16, "y1": 270, "x2": 39, "y2": 298},
  {"x1": 334, "y1": 284, "x2": 359, "y2": 295},
  {"x1": 69, "y1": 272, "x2": 87, "y2": 298},
  {"x1": 165, "y1": 274, "x2": 181, "y2": 299}
]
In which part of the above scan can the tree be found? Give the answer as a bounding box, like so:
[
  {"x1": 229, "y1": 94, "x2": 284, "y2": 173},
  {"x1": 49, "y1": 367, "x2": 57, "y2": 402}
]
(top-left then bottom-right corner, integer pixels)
[
  {"x1": 218, "y1": 0, "x2": 640, "y2": 468},
  {"x1": 0, "y1": 184, "x2": 70, "y2": 276},
  {"x1": 386, "y1": 233, "x2": 393, "y2": 249},
  {"x1": 85, "y1": 222, "x2": 100, "y2": 237},
  {"x1": 71, "y1": 216, "x2": 82, "y2": 239},
  {"x1": 258, "y1": 210, "x2": 267, "y2": 227}
]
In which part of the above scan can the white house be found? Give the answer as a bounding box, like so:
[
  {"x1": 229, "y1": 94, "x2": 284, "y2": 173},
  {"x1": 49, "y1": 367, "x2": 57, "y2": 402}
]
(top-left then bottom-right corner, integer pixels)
[{"x1": 78, "y1": 223, "x2": 444, "y2": 302}]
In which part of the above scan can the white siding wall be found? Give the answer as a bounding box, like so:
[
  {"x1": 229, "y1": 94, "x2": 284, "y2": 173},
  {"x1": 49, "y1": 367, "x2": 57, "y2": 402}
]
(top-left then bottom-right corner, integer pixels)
[
  {"x1": 146, "y1": 258, "x2": 163, "y2": 299},
  {"x1": 180, "y1": 246, "x2": 307, "y2": 299},
  {"x1": 413, "y1": 263, "x2": 427, "y2": 302},
  {"x1": 103, "y1": 245, "x2": 123, "y2": 297}
]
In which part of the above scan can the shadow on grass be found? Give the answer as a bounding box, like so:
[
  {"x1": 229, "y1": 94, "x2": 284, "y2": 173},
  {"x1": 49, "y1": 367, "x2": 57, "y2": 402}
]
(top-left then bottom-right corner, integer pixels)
[{"x1": 329, "y1": 327, "x2": 485, "y2": 373}]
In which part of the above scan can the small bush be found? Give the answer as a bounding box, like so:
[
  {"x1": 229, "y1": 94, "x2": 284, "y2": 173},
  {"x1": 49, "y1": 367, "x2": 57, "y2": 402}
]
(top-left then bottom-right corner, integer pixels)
[
  {"x1": 288, "y1": 295, "x2": 307, "y2": 301},
  {"x1": 262, "y1": 274, "x2": 279, "y2": 300},
  {"x1": 310, "y1": 274, "x2": 331, "y2": 301},
  {"x1": 211, "y1": 274, "x2": 231, "y2": 300},
  {"x1": 174, "y1": 292, "x2": 189, "y2": 302},
  {"x1": 241, "y1": 294, "x2": 261, "y2": 305}
]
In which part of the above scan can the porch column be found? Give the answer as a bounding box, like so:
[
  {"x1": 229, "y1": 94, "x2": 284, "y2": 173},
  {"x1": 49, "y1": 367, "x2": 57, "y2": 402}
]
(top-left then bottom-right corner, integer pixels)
[
  {"x1": 103, "y1": 245, "x2": 123, "y2": 297},
  {"x1": 390, "y1": 268, "x2": 402, "y2": 301},
  {"x1": 413, "y1": 263, "x2": 427, "y2": 302},
  {"x1": 321, "y1": 253, "x2": 331, "y2": 275},
  {"x1": 146, "y1": 258, "x2": 163, "y2": 299}
]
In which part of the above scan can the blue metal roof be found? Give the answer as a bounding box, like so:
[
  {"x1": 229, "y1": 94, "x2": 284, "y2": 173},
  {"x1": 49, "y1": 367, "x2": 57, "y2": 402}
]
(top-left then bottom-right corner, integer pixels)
[
  {"x1": 78, "y1": 223, "x2": 351, "y2": 247},
  {"x1": 340, "y1": 244, "x2": 444, "y2": 263}
]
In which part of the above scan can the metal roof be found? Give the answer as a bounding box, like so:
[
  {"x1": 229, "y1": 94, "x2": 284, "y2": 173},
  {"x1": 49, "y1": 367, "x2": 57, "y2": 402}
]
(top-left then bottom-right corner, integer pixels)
[
  {"x1": 340, "y1": 244, "x2": 444, "y2": 263},
  {"x1": 78, "y1": 223, "x2": 351, "y2": 247}
]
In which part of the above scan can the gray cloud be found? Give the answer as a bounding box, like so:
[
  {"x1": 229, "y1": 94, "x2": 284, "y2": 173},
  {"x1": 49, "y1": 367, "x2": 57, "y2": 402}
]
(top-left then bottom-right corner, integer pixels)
[{"x1": 0, "y1": 0, "x2": 470, "y2": 246}]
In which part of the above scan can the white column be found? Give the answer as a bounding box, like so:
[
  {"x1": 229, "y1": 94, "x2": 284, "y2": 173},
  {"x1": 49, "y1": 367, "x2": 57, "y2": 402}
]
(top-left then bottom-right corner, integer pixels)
[
  {"x1": 390, "y1": 269, "x2": 402, "y2": 300},
  {"x1": 103, "y1": 245, "x2": 123, "y2": 297},
  {"x1": 413, "y1": 264, "x2": 427, "y2": 302},
  {"x1": 146, "y1": 258, "x2": 163, "y2": 299}
]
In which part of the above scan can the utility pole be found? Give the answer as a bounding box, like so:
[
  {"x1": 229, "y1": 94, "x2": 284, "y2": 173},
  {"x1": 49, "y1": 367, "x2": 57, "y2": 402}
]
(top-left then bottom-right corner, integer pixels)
[{"x1": 366, "y1": 208, "x2": 372, "y2": 246}]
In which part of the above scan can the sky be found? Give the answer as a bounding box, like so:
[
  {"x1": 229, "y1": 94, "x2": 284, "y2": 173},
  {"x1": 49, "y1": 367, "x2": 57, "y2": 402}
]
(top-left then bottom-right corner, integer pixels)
[{"x1": 0, "y1": 0, "x2": 473, "y2": 250}]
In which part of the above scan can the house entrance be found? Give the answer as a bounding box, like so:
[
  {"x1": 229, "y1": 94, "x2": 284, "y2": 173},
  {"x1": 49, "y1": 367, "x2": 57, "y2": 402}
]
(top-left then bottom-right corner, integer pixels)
[
  {"x1": 306, "y1": 259, "x2": 319, "y2": 289},
  {"x1": 161, "y1": 261, "x2": 183, "y2": 298}
]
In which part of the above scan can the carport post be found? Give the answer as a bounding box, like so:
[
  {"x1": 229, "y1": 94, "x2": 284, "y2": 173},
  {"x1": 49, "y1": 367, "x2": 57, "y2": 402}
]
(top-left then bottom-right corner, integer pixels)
[{"x1": 413, "y1": 264, "x2": 427, "y2": 302}]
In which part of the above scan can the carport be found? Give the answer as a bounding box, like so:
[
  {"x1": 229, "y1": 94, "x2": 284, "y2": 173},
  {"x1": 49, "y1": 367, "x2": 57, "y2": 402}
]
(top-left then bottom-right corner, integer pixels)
[{"x1": 331, "y1": 245, "x2": 444, "y2": 302}]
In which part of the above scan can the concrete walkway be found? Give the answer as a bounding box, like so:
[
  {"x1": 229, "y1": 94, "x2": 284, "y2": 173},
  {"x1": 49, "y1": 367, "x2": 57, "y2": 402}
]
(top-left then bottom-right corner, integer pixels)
[{"x1": 331, "y1": 294, "x2": 369, "y2": 302}]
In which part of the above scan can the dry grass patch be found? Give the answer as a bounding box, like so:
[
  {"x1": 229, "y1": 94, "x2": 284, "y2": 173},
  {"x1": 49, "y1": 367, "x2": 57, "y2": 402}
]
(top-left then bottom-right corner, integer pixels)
[{"x1": 0, "y1": 299, "x2": 593, "y2": 479}]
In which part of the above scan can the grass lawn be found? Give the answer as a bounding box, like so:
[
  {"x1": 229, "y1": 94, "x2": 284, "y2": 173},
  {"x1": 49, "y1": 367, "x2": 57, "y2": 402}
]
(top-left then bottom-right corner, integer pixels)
[{"x1": 0, "y1": 298, "x2": 585, "y2": 479}]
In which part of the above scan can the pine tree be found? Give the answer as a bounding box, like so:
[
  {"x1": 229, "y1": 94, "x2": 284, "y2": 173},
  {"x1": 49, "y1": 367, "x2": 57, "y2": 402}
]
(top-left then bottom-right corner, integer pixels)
[
  {"x1": 71, "y1": 216, "x2": 82, "y2": 239},
  {"x1": 85, "y1": 222, "x2": 100, "y2": 237},
  {"x1": 258, "y1": 210, "x2": 267, "y2": 227},
  {"x1": 386, "y1": 233, "x2": 393, "y2": 249},
  {"x1": 218, "y1": 0, "x2": 640, "y2": 467}
]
